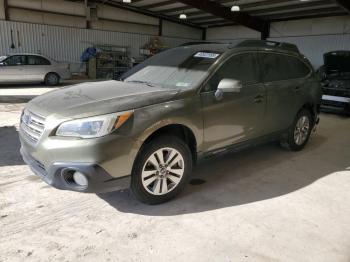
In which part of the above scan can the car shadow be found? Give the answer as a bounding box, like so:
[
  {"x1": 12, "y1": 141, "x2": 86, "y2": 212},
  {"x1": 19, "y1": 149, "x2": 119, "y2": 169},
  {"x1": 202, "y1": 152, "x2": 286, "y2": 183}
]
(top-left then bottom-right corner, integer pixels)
[
  {"x1": 0, "y1": 126, "x2": 24, "y2": 166},
  {"x1": 98, "y1": 134, "x2": 340, "y2": 216}
]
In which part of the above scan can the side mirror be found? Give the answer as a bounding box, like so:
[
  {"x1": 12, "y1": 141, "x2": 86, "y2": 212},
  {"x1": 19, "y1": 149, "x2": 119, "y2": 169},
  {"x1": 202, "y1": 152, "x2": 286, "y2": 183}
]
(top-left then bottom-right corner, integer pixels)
[{"x1": 215, "y1": 78, "x2": 242, "y2": 100}]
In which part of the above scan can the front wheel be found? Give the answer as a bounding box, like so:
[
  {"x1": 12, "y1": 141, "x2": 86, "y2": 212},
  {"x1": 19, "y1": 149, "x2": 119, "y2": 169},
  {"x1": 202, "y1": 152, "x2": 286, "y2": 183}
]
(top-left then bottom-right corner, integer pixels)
[
  {"x1": 131, "y1": 136, "x2": 192, "y2": 205},
  {"x1": 283, "y1": 109, "x2": 313, "y2": 151}
]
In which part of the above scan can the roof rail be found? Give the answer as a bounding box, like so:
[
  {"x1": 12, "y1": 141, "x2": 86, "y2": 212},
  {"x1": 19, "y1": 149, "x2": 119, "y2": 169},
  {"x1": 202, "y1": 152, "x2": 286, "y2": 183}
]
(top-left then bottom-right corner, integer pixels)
[{"x1": 234, "y1": 40, "x2": 300, "y2": 53}]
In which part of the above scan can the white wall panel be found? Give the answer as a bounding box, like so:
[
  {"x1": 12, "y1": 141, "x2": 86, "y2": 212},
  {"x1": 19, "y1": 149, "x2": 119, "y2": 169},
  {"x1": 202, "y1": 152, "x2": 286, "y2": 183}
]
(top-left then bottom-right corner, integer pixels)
[
  {"x1": 269, "y1": 34, "x2": 350, "y2": 68},
  {"x1": 161, "y1": 36, "x2": 190, "y2": 48},
  {"x1": 90, "y1": 20, "x2": 158, "y2": 35},
  {"x1": 98, "y1": 5, "x2": 158, "y2": 26},
  {"x1": 0, "y1": 20, "x2": 193, "y2": 65},
  {"x1": 8, "y1": 8, "x2": 87, "y2": 28},
  {"x1": 270, "y1": 16, "x2": 350, "y2": 37},
  {"x1": 269, "y1": 16, "x2": 350, "y2": 68},
  {"x1": 0, "y1": 20, "x2": 149, "y2": 62},
  {"x1": 206, "y1": 25, "x2": 260, "y2": 41},
  {"x1": 204, "y1": 16, "x2": 350, "y2": 69},
  {"x1": 8, "y1": 0, "x2": 86, "y2": 16},
  {"x1": 162, "y1": 20, "x2": 202, "y2": 40}
]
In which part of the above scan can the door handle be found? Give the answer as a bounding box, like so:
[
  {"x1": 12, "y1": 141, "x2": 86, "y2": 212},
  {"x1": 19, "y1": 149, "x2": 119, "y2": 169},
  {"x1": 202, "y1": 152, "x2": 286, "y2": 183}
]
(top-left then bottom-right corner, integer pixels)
[{"x1": 254, "y1": 94, "x2": 264, "y2": 103}]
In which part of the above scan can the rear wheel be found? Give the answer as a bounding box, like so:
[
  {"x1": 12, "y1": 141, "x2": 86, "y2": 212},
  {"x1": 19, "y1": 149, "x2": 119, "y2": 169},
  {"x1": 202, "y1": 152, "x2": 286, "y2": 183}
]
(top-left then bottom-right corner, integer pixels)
[
  {"x1": 44, "y1": 73, "x2": 60, "y2": 86},
  {"x1": 131, "y1": 136, "x2": 192, "y2": 205},
  {"x1": 283, "y1": 109, "x2": 313, "y2": 151}
]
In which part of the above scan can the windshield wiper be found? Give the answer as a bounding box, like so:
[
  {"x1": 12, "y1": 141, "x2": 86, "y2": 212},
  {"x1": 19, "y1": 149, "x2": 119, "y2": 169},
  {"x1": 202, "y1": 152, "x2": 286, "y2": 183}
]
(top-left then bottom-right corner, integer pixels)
[{"x1": 125, "y1": 80, "x2": 156, "y2": 87}]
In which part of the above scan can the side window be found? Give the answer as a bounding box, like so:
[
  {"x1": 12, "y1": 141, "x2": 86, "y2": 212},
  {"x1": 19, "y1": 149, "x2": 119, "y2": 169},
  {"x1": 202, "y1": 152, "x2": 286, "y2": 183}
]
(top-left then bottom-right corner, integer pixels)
[
  {"x1": 259, "y1": 53, "x2": 287, "y2": 82},
  {"x1": 204, "y1": 53, "x2": 259, "y2": 92},
  {"x1": 4, "y1": 55, "x2": 26, "y2": 66},
  {"x1": 259, "y1": 53, "x2": 310, "y2": 82},
  {"x1": 286, "y1": 56, "x2": 311, "y2": 79},
  {"x1": 27, "y1": 56, "x2": 51, "y2": 65}
]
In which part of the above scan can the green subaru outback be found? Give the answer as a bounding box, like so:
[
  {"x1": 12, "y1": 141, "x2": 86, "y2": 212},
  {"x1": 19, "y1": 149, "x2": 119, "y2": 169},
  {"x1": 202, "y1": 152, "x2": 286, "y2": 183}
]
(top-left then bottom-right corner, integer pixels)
[{"x1": 19, "y1": 40, "x2": 322, "y2": 204}]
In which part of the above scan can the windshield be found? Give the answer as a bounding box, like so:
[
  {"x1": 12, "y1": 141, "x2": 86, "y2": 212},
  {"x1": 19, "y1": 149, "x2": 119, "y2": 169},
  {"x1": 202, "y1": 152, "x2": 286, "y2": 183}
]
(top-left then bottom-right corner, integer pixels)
[{"x1": 123, "y1": 48, "x2": 222, "y2": 89}]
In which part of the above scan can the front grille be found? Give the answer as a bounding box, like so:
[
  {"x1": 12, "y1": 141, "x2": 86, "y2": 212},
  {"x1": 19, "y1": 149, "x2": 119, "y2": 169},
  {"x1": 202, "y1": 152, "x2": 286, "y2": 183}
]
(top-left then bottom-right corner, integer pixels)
[{"x1": 20, "y1": 110, "x2": 46, "y2": 145}]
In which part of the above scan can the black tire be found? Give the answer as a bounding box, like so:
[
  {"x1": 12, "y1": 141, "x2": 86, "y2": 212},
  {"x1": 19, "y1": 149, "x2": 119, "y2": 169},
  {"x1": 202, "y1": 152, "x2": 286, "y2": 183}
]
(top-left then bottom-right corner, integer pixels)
[
  {"x1": 283, "y1": 109, "x2": 313, "y2": 151},
  {"x1": 44, "y1": 73, "x2": 60, "y2": 86},
  {"x1": 131, "y1": 136, "x2": 193, "y2": 205}
]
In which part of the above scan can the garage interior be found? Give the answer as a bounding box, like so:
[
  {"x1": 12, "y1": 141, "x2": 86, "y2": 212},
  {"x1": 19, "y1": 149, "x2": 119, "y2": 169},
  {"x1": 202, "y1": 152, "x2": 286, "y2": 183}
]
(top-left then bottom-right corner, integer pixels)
[{"x1": 0, "y1": 0, "x2": 350, "y2": 261}]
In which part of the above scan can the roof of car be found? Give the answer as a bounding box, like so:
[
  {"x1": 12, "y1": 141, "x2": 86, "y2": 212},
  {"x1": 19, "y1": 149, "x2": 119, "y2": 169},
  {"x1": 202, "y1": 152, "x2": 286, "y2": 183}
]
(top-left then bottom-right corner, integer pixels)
[
  {"x1": 6, "y1": 53, "x2": 48, "y2": 57},
  {"x1": 176, "y1": 43, "x2": 231, "y2": 53},
  {"x1": 178, "y1": 40, "x2": 300, "y2": 55}
]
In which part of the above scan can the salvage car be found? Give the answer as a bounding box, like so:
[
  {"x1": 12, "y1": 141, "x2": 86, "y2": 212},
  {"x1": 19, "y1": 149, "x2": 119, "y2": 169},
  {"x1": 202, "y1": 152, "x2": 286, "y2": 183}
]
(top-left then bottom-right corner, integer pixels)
[
  {"x1": 319, "y1": 51, "x2": 350, "y2": 115},
  {"x1": 19, "y1": 40, "x2": 322, "y2": 204},
  {"x1": 0, "y1": 53, "x2": 71, "y2": 85}
]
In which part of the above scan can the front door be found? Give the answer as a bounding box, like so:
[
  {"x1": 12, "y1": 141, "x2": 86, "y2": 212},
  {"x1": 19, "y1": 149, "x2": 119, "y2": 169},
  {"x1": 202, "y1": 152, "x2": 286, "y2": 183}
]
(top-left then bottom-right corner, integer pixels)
[
  {"x1": 201, "y1": 52, "x2": 267, "y2": 152},
  {"x1": 0, "y1": 55, "x2": 27, "y2": 83}
]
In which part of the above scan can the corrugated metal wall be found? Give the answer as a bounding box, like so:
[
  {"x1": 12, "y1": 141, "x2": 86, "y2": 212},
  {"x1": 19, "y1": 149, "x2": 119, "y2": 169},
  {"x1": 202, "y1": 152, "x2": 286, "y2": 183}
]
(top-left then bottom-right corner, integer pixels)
[
  {"x1": 269, "y1": 34, "x2": 350, "y2": 69},
  {"x1": 205, "y1": 17, "x2": 350, "y2": 69},
  {"x1": 0, "y1": 20, "x2": 191, "y2": 63}
]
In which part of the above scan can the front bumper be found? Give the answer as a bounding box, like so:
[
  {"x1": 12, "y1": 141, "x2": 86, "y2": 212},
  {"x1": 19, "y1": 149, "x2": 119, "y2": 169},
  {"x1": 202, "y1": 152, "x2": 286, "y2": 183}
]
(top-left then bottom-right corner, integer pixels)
[
  {"x1": 20, "y1": 147, "x2": 130, "y2": 193},
  {"x1": 321, "y1": 95, "x2": 350, "y2": 114}
]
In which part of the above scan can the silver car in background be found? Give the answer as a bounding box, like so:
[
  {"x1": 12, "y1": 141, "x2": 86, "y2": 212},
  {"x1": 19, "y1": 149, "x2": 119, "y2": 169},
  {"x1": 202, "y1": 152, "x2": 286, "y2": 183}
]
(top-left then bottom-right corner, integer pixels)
[{"x1": 0, "y1": 54, "x2": 71, "y2": 86}]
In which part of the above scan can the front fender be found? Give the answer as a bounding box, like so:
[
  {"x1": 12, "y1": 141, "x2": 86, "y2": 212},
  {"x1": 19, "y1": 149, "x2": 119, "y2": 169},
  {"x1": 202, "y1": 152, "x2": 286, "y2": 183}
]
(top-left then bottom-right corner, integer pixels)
[{"x1": 132, "y1": 96, "x2": 204, "y2": 153}]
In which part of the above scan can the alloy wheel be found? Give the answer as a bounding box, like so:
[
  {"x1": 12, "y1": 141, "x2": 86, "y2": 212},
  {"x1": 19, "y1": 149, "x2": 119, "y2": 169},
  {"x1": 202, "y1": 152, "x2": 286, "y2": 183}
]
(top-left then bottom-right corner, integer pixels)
[
  {"x1": 141, "y1": 147, "x2": 185, "y2": 196},
  {"x1": 294, "y1": 116, "x2": 310, "y2": 145}
]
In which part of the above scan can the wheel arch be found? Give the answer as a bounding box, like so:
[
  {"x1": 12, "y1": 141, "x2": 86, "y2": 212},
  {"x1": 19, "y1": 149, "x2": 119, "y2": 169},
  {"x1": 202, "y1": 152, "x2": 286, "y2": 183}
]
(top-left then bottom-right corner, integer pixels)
[
  {"x1": 137, "y1": 123, "x2": 198, "y2": 164},
  {"x1": 300, "y1": 102, "x2": 316, "y2": 124},
  {"x1": 45, "y1": 71, "x2": 60, "y2": 80}
]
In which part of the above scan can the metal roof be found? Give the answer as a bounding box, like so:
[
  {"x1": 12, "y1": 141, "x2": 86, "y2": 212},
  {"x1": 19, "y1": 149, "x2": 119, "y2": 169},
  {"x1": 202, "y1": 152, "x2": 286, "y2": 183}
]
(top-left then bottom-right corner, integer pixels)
[{"x1": 101, "y1": 0, "x2": 349, "y2": 28}]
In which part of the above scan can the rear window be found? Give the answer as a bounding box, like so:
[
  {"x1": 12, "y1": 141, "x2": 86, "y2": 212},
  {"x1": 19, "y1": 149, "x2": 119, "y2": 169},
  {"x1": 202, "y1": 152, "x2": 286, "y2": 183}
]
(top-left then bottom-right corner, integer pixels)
[
  {"x1": 27, "y1": 55, "x2": 51, "y2": 65},
  {"x1": 259, "y1": 53, "x2": 311, "y2": 82}
]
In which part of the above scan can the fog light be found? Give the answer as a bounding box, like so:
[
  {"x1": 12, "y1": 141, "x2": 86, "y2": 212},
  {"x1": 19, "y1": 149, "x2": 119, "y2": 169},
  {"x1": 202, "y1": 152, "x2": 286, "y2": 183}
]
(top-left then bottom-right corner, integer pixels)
[{"x1": 73, "y1": 172, "x2": 88, "y2": 187}]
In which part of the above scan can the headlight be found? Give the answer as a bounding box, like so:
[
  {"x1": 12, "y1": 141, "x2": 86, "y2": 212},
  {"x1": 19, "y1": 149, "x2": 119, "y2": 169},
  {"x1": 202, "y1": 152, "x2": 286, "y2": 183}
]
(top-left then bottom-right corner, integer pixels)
[{"x1": 56, "y1": 111, "x2": 133, "y2": 138}]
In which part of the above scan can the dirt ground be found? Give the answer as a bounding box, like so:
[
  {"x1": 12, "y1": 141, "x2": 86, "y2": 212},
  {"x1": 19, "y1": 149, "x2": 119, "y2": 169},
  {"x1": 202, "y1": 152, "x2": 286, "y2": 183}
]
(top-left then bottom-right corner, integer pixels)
[{"x1": 0, "y1": 99, "x2": 350, "y2": 262}]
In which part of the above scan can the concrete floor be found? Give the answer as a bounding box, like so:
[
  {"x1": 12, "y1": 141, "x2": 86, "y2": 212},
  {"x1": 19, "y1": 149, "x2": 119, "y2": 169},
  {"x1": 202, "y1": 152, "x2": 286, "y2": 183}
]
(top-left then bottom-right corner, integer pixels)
[{"x1": 0, "y1": 85, "x2": 350, "y2": 262}]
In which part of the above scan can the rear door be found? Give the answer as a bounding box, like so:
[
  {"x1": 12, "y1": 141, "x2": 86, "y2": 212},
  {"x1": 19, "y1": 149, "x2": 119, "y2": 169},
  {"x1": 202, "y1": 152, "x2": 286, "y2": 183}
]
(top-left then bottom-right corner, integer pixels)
[
  {"x1": 25, "y1": 55, "x2": 52, "y2": 81},
  {"x1": 201, "y1": 52, "x2": 267, "y2": 152},
  {"x1": 0, "y1": 55, "x2": 27, "y2": 83},
  {"x1": 257, "y1": 52, "x2": 311, "y2": 133}
]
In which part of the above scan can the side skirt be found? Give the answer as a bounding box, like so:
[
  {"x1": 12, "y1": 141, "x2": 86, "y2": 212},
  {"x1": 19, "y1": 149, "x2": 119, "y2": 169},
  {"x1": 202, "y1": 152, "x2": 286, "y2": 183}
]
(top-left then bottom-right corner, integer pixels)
[{"x1": 197, "y1": 130, "x2": 288, "y2": 161}]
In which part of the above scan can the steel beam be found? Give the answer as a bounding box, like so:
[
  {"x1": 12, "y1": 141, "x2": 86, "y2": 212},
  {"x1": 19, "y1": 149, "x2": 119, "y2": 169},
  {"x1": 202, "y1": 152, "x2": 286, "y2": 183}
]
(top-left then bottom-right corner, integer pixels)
[
  {"x1": 335, "y1": 0, "x2": 350, "y2": 13},
  {"x1": 176, "y1": 0, "x2": 268, "y2": 33}
]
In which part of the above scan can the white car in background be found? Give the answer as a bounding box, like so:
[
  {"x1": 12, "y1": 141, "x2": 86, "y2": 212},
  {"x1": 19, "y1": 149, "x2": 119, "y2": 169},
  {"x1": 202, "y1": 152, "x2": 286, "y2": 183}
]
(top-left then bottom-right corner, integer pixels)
[{"x1": 0, "y1": 54, "x2": 71, "y2": 86}]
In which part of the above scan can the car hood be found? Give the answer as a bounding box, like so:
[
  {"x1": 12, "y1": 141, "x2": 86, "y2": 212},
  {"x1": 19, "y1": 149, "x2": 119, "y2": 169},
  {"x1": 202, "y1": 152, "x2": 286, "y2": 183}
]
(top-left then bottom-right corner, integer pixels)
[
  {"x1": 27, "y1": 80, "x2": 182, "y2": 118},
  {"x1": 324, "y1": 51, "x2": 350, "y2": 76}
]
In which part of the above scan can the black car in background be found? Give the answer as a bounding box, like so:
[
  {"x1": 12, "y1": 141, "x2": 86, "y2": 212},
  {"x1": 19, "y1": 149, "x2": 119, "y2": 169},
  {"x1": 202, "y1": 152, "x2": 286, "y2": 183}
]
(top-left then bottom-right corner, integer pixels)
[{"x1": 319, "y1": 51, "x2": 350, "y2": 115}]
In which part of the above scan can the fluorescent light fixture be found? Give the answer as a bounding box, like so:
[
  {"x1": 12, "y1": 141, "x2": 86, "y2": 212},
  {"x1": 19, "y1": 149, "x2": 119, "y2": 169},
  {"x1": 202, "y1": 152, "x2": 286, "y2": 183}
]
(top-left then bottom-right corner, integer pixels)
[
  {"x1": 179, "y1": 13, "x2": 187, "y2": 19},
  {"x1": 123, "y1": 0, "x2": 131, "y2": 3},
  {"x1": 231, "y1": 5, "x2": 240, "y2": 12}
]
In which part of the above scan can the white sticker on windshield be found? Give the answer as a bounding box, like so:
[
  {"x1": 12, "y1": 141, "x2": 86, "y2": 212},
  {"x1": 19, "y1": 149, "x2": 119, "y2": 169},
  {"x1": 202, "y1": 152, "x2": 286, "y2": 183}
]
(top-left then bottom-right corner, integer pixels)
[
  {"x1": 194, "y1": 52, "x2": 219, "y2": 59},
  {"x1": 176, "y1": 82, "x2": 190, "y2": 87}
]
